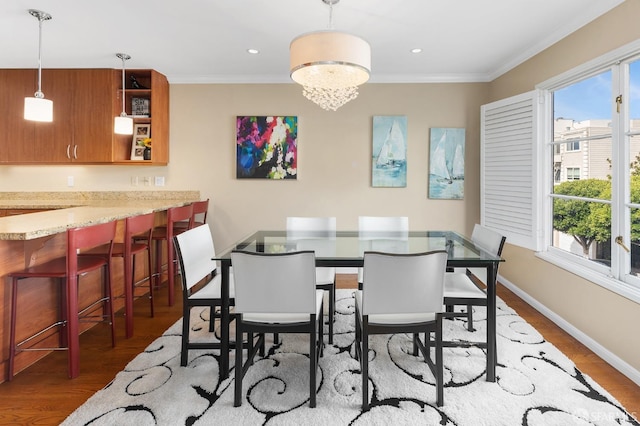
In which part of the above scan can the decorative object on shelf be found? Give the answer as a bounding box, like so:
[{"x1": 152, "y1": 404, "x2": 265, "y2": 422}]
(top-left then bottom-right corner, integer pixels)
[
  {"x1": 428, "y1": 128, "x2": 465, "y2": 200},
  {"x1": 143, "y1": 138, "x2": 152, "y2": 160},
  {"x1": 114, "y1": 53, "x2": 134, "y2": 135},
  {"x1": 130, "y1": 124, "x2": 151, "y2": 160},
  {"x1": 236, "y1": 116, "x2": 297, "y2": 180},
  {"x1": 24, "y1": 9, "x2": 53, "y2": 122},
  {"x1": 130, "y1": 75, "x2": 147, "y2": 89},
  {"x1": 372, "y1": 116, "x2": 407, "y2": 188},
  {"x1": 131, "y1": 97, "x2": 150, "y2": 117},
  {"x1": 289, "y1": 0, "x2": 370, "y2": 111}
]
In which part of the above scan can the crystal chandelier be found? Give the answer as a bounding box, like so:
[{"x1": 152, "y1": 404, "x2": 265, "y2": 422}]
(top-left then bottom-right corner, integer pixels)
[{"x1": 289, "y1": 0, "x2": 370, "y2": 111}]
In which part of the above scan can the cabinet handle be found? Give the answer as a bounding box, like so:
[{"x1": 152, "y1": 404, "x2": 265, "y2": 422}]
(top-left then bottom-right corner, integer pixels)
[
  {"x1": 66, "y1": 145, "x2": 71, "y2": 159},
  {"x1": 73, "y1": 145, "x2": 78, "y2": 160}
]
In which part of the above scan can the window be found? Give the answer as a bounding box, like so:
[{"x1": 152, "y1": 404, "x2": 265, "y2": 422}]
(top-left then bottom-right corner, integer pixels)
[
  {"x1": 482, "y1": 39, "x2": 640, "y2": 302},
  {"x1": 565, "y1": 167, "x2": 581, "y2": 180},
  {"x1": 540, "y1": 43, "x2": 640, "y2": 300}
]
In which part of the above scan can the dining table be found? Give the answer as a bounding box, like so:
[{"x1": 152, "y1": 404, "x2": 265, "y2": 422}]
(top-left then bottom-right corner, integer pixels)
[{"x1": 213, "y1": 230, "x2": 504, "y2": 382}]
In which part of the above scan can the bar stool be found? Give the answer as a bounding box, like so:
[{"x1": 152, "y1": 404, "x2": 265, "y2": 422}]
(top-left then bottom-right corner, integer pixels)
[
  {"x1": 8, "y1": 221, "x2": 117, "y2": 380},
  {"x1": 174, "y1": 199, "x2": 209, "y2": 231},
  {"x1": 83, "y1": 212, "x2": 155, "y2": 338},
  {"x1": 147, "y1": 204, "x2": 193, "y2": 306}
]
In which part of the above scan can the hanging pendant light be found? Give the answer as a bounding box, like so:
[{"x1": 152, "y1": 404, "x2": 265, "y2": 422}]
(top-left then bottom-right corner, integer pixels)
[
  {"x1": 290, "y1": 0, "x2": 370, "y2": 111},
  {"x1": 24, "y1": 9, "x2": 53, "y2": 122},
  {"x1": 114, "y1": 53, "x2": 134, "y2": 135}
]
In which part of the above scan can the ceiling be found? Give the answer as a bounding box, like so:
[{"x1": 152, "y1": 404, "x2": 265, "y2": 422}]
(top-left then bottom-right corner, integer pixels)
[{"x1": 0, "y1": 0, "x2": 625, "y2": 84}]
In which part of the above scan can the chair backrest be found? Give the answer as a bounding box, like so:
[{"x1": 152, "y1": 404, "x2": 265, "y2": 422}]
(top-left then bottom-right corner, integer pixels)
[
  {"x1": 359, "y1": 216, "x2": 409, "y2": 253},
  {"x1": 287, "y1": 216, "x2": 336, "y2": 237},
  {"x1": 231, "y1": 250, "x2": 317, "y2": 314},
  {"x1": 174, "y1": 224, "x2": 217, "y2": 292},
  {"x1": 359, "y1": 216, "x2": 408, "y2": 239},
  {"x1": 361, "y1": 250, "x2": 447, "y2": 316},
  {"x1": 125, "y1": 212, "x2": 155, "y2": 241},
  {"x1": 471, "y1": 224, "x2": 506, "y2": 257},
  {"x1": 287, "y1": 216, "x2": 336, "y2": 256},
  {"x1": 68, "y1": 221, "x2": 117, "y2": 270},
  {"x1": 168, "y1": 204, "x2": 193, "y2": 236},
  {"x1": 191, "y1": 199, "x2": 209, "y2": 226}
]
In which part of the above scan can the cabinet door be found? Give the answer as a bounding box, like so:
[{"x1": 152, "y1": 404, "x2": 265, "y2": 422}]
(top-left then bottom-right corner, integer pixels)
[
  {"x1": 72, "y1": 69, "x2": 115, "y2": 163},
  {"x1": 0, "y1": 70, "x2": 36, "y2": 163},
  {"x1": 32, "y1": 69, "x2": 74, "y2": 163}
]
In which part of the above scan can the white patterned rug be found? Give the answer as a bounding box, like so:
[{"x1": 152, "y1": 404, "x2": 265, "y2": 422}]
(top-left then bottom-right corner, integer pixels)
[{"x1": 63, "y1": 290, "x2": 638, "y2": 426}]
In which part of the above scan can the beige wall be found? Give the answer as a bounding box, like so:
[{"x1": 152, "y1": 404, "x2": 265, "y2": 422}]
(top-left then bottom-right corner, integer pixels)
[
  {"x1": 490, "y1": 0, "x2": 640, "y2": 375},
  {"x1": 170, "y1": 82, "x2": 487, "y2": 248}
]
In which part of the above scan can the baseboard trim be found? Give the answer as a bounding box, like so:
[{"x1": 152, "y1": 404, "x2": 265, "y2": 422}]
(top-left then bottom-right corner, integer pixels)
[{"x1": 499, "y1": 274, "x2": 640, "y2": 387}]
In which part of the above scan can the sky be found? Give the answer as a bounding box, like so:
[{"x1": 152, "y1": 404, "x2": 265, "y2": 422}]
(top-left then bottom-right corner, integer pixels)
[{"x1": 554, "y1": 61, "x2": 640, "y2": 121}]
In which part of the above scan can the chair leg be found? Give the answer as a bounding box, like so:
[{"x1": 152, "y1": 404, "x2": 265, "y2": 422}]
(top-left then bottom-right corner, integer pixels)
[
  {"x1": 412, "y1": 333, "x2": 419, "y2": 356},
  {"x1": 328, "y1": 285, "x2": 335, "y2": 344},
  {"x1": 8, "y1": 278, "x2": 19, "y2": 381},
  {"x1": 181, "y1": 306, "x2": 190, "y2": 366},
  {"x1": 103, "y1": 264, "x2": 116, "y2": 348},
  {"x1": 436, "y1": 317, "x2": 444, "y2": 407},
  {"x1": 467, "y1": 305, "x2": 474, "y2": 332},
  {"x1": 310, "y1": 314, "x2": 317, "y2": 408},
  {"x1": 234, "y1": 318, "x2": 244, "y2": 407},
  {"x1": 362, "y1": 326, "x2": 369, "y2": 411},
  {"x1": 145, "y1": 246, "x2": 154, "y2": 317}
]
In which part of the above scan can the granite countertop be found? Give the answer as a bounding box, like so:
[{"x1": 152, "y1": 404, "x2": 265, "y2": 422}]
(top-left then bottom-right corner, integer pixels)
[{"x1": 0, "y1": 191, "x2": 200, "y2": 240}]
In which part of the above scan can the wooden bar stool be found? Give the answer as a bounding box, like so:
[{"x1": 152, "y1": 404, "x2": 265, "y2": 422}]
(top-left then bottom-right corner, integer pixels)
[
  {"x1": 174, "y1": 199, "x2": 209, "y2": 231},
  {"x1": 8, "y1": 221, "x2": 117, "y2": 380},
  {"x1": 83, "y1": 212, "x2": 155, "y2": 338},
  {"x1": 147, "y1": 204, "x2": 193, "y2": 306}
]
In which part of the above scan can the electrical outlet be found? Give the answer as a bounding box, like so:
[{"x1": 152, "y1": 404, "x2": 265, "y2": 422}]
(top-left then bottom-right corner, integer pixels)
[
  {"x1": 154, "y1": 176, "x2": 165, "y2": 186},
  {"x1": 67, "y1": 176, "x2": 74, "y2": 187}
]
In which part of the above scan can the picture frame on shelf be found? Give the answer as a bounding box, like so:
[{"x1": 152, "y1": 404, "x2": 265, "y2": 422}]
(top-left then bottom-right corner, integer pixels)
[
  {"x1": 134, "y1": 123, "x2": 150, "y2": 138},
  {"x1": 130, "y1": 124, "x2": 151, "y2": 160},
  {"x1": 131, "y1": 97, "x2": 150, "y2": 117}
]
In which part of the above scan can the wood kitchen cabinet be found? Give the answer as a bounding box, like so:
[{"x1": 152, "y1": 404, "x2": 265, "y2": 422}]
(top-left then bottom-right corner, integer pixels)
[{"x1": 0, "y1": 68, "x2": 169, "y2": 165}]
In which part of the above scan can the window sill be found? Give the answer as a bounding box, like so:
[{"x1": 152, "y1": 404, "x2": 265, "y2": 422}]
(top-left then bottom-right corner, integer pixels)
[{"x1": 535, "y1": 251, "x2": 640, "y2": 304}]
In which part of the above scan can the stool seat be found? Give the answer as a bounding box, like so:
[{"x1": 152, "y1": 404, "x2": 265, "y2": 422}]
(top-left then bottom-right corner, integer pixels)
[{"x1": 14, "y1": 255, "x2": 107, "y2": 277}]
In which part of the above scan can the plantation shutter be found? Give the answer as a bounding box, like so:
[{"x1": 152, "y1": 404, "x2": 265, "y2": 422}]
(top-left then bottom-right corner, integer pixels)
[{"x1": 480, "y1": 90, "x2": 543, "y2": 251}]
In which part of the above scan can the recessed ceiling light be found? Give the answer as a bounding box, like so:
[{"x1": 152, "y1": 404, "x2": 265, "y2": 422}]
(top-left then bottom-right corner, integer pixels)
[
  {"x1": 410, "y1": 48, "x2": 422, "y2": 54},
  {"x1": 247, "y1": 48, "x2": 259, "y2": 54}
]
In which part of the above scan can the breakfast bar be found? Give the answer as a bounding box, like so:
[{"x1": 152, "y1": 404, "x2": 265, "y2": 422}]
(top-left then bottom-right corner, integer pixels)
[{"x1": 0, "y1": 191, "x2": 200, "y2": 382}]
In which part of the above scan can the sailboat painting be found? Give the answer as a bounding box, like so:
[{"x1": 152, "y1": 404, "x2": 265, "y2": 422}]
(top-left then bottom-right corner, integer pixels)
[
  {"x1": 429, "y1": 127, "x2": 465, "y2": 199},
  {"x1": 372, "y1": 116, "x2": 407, "y2": 187}
]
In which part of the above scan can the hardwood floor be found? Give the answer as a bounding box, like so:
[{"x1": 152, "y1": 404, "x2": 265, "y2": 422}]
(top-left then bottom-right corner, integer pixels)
[{"x1": 0, "y1": 275, "x2": 638, "y2": 425}]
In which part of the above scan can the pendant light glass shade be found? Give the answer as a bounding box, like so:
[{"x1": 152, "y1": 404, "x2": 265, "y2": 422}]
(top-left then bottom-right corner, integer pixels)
[
  {"x1": 114, "y1": 115, "x2": 133, "y2": 134},
  {"x1": 114, "y1": 53, "x2": 133, "y2": 135},
  {"x1": 24, "y1": 9, "x2": 53, "y2": 122},
  {"x1": 24, "y1": 96, "x2": 53, "y2": 122}
]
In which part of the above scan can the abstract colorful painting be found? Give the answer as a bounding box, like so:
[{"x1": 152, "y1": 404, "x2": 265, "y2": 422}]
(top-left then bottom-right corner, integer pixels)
[
  {"x1": 372, "y1": 116, "x2": 407, "y2": 187},
  {"x1": 429, "y1": 127, "x2": 465, "y2": 199},
  {"x1": 236, "y1": 116, "x2": 297, "y2": 179}
]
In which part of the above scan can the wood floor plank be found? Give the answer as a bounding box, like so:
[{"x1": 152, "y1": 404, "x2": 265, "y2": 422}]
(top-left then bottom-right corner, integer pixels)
[{"x1": 0, "y1": 276, "x2": 638, "y2": 424}]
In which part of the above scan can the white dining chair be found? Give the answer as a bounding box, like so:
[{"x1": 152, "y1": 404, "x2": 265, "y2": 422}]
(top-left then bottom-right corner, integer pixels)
[
  {"x1": 444, "y1": 224, "x2": 506, "y2": 331},
  {"x1": 231, "y1": 250, "x2": 324, "y2": 408},
  {"x1": 357, "y1": 216, "x2": 409, "y2": 288},
  {"x1": 174, "y1": 224, "x2": 236, "y2": 366},
  {"x1": 287, "y1": 216, "x2": 337, "y2": 343},
  {"x1": 355, "y1": 250, "x2": 448, "y2": 409}
]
